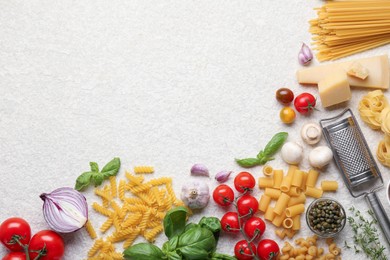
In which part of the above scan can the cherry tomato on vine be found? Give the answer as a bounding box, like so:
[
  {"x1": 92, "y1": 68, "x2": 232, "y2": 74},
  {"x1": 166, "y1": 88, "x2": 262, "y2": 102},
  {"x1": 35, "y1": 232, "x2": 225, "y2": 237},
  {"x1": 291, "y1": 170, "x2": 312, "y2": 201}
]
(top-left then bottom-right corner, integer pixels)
[
  {"x1": 294, "y1": 92, "x2": 316, "y2": 114},
  {"x1": 279, "y1": 107, "x2": 296, "y2": 124},
  {"x1": 28, "y1": 230, "x2": 64, "y2": 260},
  {"x1": 0, "y1": 217, "x2": 31, "y2": 252},
  {"x1": 237, "y1": 195, "x2": 258, "y2": 217},
  {"x1": 234, "y1": 172, "x2": 255, "y2": 193},
  {"x1": 2, "y1": 252, "x2": 26, "y2": 260},
  {"x1": 257, "y1": 239, "x2": 280, "y2": 260},
  {"x1": 213, "y1": 184, "x2": 234, "y2": 206},
  {"x1": 243, "y1": 217, "x2": 266, "y2": 241},
  {"x1": 220, "y1": 212, "x2": 240, "y2": 233},
  {"x1": 276, "y1": 88, "x2": 294, "y2": 105},
  {"x1": 234, "y1": 240, "x2": 256, "y2": 260}
]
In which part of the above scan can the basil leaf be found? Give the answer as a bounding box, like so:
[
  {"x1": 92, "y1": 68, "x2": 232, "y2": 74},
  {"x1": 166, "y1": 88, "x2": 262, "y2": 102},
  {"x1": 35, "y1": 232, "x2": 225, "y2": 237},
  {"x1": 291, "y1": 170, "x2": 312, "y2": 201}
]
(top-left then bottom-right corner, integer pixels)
[
  {"x1": 167, "y1": 251, "x2": 182, "y2": 260},
  {"x1": 92, "y1": 173, "x2": 104, "y2": 186},
  {"x1": 184, "y1": 223, "x2": 198, "y2": 232},
  {"x1": 199, "y1": 217, "x2": 221, "y2": 243},
  {"x1": 163, "y1": 206, "x2": 188, "y2": 239},
  {"x1": 101, "y1": 157, "x2": 121, "y2": 177},
  {"x1": 177, "y1": 226, "x2": 216, "y2": 260},
  {"x1": 235, "y1": 158, "x2": 260, "y2": 168},
  {"x1": 74, "y1": 172, "x2": 93, "y2": 191},
  {"x1": 89, "y1": 162, "x2": 99, "y2": 172},
  {"x1": 211, "y1": 252, "x2": 237, "y2": 260},
  {"x1": 262, "y1": 132, "x2": 288, "y2": 158},
  {"x1": 162, "y1": 236, "x2": 179, "y2": 254},
  {"x1": 123, "y1": 243, "x2": 167, "y2": 260}
]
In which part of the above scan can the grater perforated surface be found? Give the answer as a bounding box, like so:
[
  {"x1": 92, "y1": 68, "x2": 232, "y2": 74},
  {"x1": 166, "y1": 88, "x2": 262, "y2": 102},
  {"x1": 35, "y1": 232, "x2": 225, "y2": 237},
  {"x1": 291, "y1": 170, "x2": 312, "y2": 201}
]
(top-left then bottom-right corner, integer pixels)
[{"x1": 328, "y1": 124, "x2": 377, "y2": 187}]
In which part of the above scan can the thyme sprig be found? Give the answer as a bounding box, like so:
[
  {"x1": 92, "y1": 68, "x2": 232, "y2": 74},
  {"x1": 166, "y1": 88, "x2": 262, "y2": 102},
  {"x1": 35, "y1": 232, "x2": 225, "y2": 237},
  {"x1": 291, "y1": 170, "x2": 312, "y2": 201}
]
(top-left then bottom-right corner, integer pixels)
[{"x1": 344, "y1": 206, "x2": 387, "y2": 260}]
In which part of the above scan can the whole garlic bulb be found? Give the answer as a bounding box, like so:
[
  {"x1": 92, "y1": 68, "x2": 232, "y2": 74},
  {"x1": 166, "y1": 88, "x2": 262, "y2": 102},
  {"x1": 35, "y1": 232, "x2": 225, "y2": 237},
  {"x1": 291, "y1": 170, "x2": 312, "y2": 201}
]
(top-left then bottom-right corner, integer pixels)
[
  {"x1": 181, "y1": 181, "x2": 210, "y2": 209},
  {"x1": 281, "y1": 141, "x2": 304, "y2": 165},
  {"x1": 309, "y1": 146, "x2": 333, "y2": 169}
]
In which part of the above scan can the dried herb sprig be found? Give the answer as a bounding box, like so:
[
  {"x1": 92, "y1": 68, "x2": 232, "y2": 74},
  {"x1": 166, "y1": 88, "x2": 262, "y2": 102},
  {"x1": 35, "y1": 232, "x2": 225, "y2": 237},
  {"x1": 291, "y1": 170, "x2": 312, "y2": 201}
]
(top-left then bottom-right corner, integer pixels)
[{"x1": 344, "y1": 206, "x2": 387, "y2": 260}]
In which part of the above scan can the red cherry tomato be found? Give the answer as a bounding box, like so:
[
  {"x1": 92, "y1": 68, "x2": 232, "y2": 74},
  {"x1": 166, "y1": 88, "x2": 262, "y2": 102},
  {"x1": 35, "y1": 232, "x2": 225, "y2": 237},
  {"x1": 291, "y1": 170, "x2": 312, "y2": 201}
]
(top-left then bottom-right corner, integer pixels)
[
  {"x1": 243, "y1": 217, "x2": 266, "y2": 241},
  {"x1": 213, "y1": 184, "x2": 234, "y2": 206},
  {"x1": 0, "y1": 217, "x2": 31, "y2": 252},
  {"x1": 2, "y1": 252, "x2": 26, "y2": 260},
  {"x1": 294, "y1": 93, "x2": 316, "y2": 114},
  {"x1": 237, "y1": 195, "x2": 258, "y2": 217},
  {"x1": 234, "y1": 240, "x2": 256, "y2": 260},
  {"x1": 220, "y1": 212, "x2": 240, "y2": 233},
  {"x1": 276, "y1": 88, "x2": 294, "y2": 105},
  {"x1": 257, "y1": 239, "x2": 280, "y2": 260},
  {"x1": 234, "y1": 172, "x2": 256, "y2": 193},
  {"x1": 28, "y1": 230, "x2": 64, "y2": 260}
]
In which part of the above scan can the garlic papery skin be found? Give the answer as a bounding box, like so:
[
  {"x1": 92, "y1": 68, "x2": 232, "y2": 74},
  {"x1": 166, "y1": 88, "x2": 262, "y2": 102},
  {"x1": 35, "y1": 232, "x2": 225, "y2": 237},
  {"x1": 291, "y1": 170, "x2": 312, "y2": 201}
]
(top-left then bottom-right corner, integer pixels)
[
  {"x1": 309, "y1": 146, "x2": 333, "y2": 169},
  {"x1": 281, "y1": 141, "x2": 304, "y2": 165},
  {"x1": 190, "y1": 163, "x2": 210, "y2": 177},
  {"x1": 298, "y1": 43, "x2": 313, "y2": 66},
  {"x1": 180, "y1": 181, "x2": 210, "y2": 209},
  {"x1": 215, "y1": 171, "x2": 233, "y2": 183}
]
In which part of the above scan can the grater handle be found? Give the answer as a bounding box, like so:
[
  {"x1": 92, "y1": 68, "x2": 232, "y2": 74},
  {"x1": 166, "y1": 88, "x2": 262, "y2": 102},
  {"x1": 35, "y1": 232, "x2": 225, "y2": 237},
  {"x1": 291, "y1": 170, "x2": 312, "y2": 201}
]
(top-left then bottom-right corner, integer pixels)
[{"x1": 365, "y1": 192, "x2": 390, "y2": 245}]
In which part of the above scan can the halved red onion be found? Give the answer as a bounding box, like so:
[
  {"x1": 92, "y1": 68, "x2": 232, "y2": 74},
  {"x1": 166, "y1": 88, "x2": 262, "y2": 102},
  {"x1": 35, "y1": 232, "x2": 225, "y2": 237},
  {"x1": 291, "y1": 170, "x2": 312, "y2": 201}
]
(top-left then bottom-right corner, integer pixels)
[{"x1": 40, "y1": 187, "x2": 88, "y2": 233}]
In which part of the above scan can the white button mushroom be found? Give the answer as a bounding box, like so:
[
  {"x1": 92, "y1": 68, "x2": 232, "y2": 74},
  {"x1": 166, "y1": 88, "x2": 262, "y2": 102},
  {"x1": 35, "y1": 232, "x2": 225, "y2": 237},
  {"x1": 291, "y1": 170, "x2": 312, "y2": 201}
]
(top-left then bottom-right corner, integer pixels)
[
  {"x1": 301, "y1": 122, "x2": 322, "y2": 145},
  {"x1": 180, "y1": 181, "x2": 210, "y2": 209},
  {"x1": 309, "y1": 146, "x2": 333, "y2": 169},
  {"x1": 281, "y1": 141, "x2": 304, "y2": 165}
]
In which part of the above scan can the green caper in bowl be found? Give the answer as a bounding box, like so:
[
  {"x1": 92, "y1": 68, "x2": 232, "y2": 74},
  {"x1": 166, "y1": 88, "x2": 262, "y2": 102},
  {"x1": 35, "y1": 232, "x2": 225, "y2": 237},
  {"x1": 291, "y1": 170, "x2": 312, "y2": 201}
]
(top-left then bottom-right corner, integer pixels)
[{"x1": 306, "y1": 198, "x2": 346, "y2": 238}]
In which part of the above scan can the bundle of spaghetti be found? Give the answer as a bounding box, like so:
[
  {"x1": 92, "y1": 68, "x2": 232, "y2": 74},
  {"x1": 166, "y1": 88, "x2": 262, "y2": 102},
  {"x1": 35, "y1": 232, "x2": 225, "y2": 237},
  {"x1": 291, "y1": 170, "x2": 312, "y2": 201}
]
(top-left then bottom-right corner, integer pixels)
[
  {"x1": 310, "y1": 0, "x2": 390, "y2": 61},
  {"x1": 87, "y1": 169, "x2": 186, "y2": 260}
]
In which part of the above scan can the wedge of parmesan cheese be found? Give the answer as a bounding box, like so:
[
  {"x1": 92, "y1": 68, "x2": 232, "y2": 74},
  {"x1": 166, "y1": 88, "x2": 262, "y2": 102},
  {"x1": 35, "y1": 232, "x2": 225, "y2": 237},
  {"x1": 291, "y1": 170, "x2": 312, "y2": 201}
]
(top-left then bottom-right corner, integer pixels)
[
  {"x1": 318, "y1": 70, "x2": 351, "y2": 107},
  {"x1": 297, "y1": 55, "x2": 389, "y2": 89}
]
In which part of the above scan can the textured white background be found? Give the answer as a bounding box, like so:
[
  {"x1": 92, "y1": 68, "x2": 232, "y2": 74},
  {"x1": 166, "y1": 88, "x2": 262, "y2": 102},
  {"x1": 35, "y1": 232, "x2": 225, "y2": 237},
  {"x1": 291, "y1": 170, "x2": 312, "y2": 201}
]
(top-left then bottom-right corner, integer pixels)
[{"x1": 1, "y1": 0, "x2": 390, "y2": 259}]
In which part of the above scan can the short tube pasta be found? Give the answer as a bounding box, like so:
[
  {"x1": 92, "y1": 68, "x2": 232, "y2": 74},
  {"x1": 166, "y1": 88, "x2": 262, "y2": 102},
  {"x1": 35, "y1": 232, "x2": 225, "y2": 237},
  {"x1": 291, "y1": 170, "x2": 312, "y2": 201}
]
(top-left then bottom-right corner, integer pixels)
[
  {"x1": 265, "y1": 206, "x2": 276, "y2": 221},
  {"x1": 273, "y1": 169, "x2": 284, "y2": 189},
  {"x1": 272, "y1": 211, "x2": 286, "y2": 227},
  {"x1": 291, "y1": 170, "x2": 304, "y2": 187},
  {"x1": 306, "y1": 169, "x2": 319, "y2": 187},
  {"x1": 300, "y1": 171, "x2": 308, "y2": 191},
  {"x1": 292, "y1": 214, "x2": 301, "y2": 230},
  {"x1": 280, "y1": 176, "x2": 293, "y2": 193},
  {"x1": 259, "y1": 195, "x2": 272, "y2": 212},
  {"x1": 287, "y1": 165, "x2": 298, "y2": 177},
  {"x1": 321, "y1": 181, "x2": 338, "y2": 191},
  {"x1": 274, "y1": 193, "x2": 291, "y2": 215},
  {"x1": 286, "y1": 204, "x2": 305, "y2": 218},
  {"x1": 263, "y1": 165, "x2": 274, "y2": 176},
  {"x1": 265, "y1": 187, "x2": 282, "y2": 199},
  {"x1": 287, "y1": 186, "x2": 301, "y2": 197},
  {"x1": 288, "y1": 193, "x2": 306, "y2": 207},
  {"x1": 283, "y1": 218, "x2": 294, "y2": 229},
  {"x1": 305, "y1": 186, "x2": 323, "y2": 198},
  {"x1": 258, "y1": 177, "x2": 274, "y2": 188}
]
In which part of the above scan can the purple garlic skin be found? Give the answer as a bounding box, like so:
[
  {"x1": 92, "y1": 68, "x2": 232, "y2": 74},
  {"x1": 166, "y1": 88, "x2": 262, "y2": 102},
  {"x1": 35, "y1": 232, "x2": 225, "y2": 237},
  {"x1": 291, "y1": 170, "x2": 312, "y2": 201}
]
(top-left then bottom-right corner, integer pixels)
[
  {"x1": 215, "y1": 171, "x2": 233, "y2": 183},
  {"x1": 298, "y1": 43, "x2": 313, "y2": 65},
  {"x1": 190, "y1": 163, "x2": 209, "y2": 177}
]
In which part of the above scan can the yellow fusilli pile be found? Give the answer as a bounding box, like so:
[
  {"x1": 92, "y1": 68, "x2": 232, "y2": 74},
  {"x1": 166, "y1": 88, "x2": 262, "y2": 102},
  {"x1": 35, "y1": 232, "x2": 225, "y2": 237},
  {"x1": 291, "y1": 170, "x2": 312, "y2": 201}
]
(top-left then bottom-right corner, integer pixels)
[{"x1": 87, "y1": 169, "x2": 183, "y2": 259}]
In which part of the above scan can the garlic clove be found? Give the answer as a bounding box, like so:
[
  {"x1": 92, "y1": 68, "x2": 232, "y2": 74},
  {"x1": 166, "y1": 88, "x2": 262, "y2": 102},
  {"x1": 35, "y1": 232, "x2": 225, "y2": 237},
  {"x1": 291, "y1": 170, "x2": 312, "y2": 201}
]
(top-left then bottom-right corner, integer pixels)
[
  {"x1": 298, "y1": 43, "x2": 313, "y2": 66},
  {"x1": 215, "y1": 171, "x2": 233, "y2": 183},
  {"x1": 301, "y1": 122, "x2": 322, "y2": 145},
  {"x1": 190, "y1": 163, "x2": 210, "y2": 177}
]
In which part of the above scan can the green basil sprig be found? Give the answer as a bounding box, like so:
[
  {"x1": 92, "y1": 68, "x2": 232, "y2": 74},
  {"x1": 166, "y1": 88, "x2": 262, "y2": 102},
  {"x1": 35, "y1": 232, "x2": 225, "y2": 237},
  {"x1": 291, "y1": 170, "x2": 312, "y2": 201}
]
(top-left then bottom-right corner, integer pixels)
[
  {"x1": 123, "y1": 207, "x2": 236, "y2": 260},
  {"x1": 236, "y1": 132, "x2": 288, "y2": 168},
  {"x1": 75, "y1": 157, "x2": 121, "y2": 191}
]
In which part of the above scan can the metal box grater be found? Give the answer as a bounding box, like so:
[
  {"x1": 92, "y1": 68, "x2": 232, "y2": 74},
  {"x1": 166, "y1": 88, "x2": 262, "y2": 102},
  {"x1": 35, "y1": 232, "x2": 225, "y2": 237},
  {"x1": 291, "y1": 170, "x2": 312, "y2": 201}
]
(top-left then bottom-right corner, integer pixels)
[{"x1": 320, "y1": 109, "x2": 390, "y2": 245}]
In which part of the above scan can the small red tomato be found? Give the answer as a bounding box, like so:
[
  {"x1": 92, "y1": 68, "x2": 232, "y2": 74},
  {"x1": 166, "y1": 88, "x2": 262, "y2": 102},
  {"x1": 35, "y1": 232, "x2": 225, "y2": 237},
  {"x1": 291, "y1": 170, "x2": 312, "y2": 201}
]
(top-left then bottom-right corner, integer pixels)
[
  {"x1": 2, "y1": 252, "x2": 26, "y2": 260},
  {"x1": 257, "y1": 239, "x2": 280, "y2": 260},
  {"x1": 237, "y1": 195, "x2": 258, "y2": 217},
  {"x1": 276, "y1": 88, "x2": 294, "y2": 105},
  {"x1": 28, "y1": 230, "x2": 64, "y2": 260},
  {"x1": 213, "y1": 184, "x2": 234, "y2": 206},
  {"x1": 243, "y1": 217, "x2": 266, "y2": 241},
  {"x1": 294, "y1": 93, "x2": 317, "y2": 114},
  {"x1": 234, "y1": 240, "x2": 256, "y2": 260},
  {"x1": 0, "y1": 217, "x2": 31, "y2": 252},
  {"x1": 234, "y1": 172, "x2": 256, "y2": 193},
  {"x1": 220, "y1": 212, "x2": 240, "y2": 233}
]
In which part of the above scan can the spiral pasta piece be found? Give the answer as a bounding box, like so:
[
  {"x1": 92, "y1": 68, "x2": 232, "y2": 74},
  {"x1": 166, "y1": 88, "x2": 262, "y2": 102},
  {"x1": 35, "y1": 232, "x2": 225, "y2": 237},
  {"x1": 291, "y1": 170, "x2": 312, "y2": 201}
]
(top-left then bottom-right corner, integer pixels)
[{"x1": 358, "y1": 90, "x2": 388, "y2": 130}]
